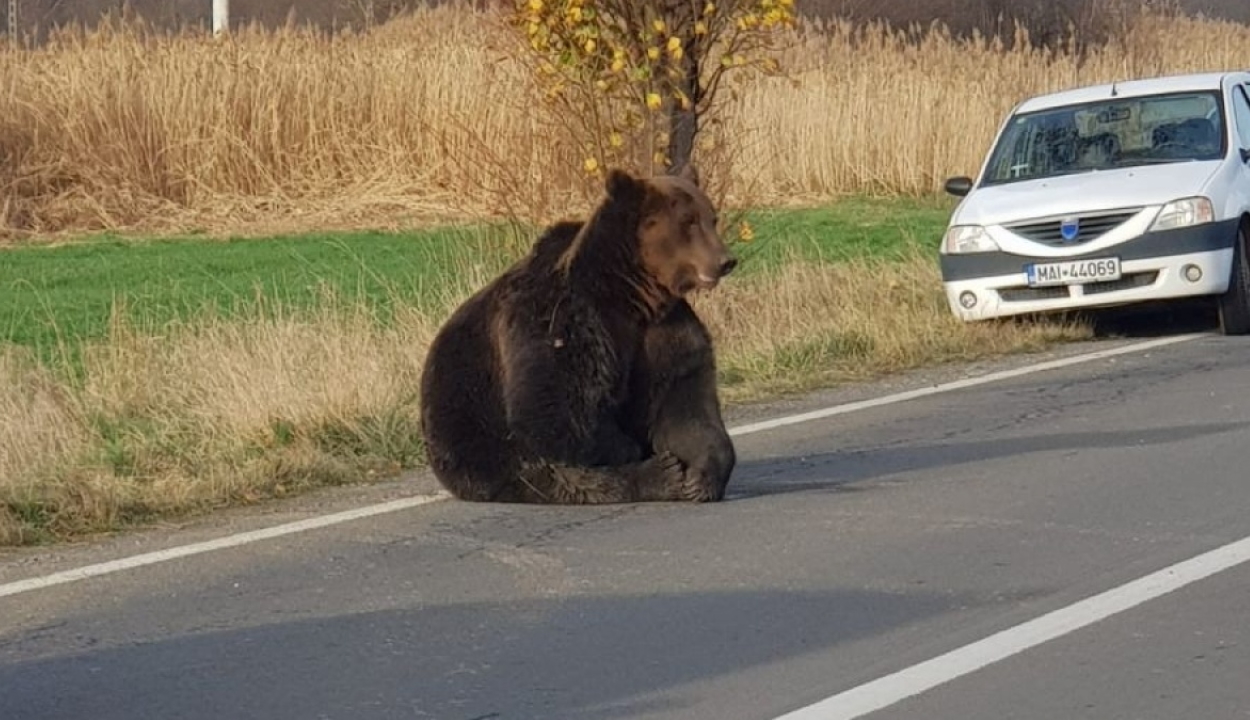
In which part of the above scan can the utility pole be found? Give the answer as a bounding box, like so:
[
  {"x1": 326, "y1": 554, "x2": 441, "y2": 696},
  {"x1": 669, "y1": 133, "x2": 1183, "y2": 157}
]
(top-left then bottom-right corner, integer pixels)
[
  {"x1": 212, "y1": 0, "x2": 228, "y2": 36},
  {"x1": 7, "y1": 0, "x2": 17, "y2": 44}
]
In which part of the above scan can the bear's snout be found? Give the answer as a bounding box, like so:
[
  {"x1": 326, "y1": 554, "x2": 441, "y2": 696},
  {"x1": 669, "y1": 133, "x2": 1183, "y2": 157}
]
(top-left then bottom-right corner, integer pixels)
[{"x1": 692, "y1": 253, "x2": 737, "y2": 291}]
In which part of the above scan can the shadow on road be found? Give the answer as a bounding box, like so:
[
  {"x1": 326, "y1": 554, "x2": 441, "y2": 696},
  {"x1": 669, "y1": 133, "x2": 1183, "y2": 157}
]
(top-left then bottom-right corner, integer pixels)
[
  {"x1": 1083, "y1": 298, "x2": 1221, "y2": 338},
  {"x1": 730, "y1": 421, "x2": 1250, "y2": 499},
  {"x1": 0, "y1": 587, "x2": 963, "y2": 720},
  {"x1": 1011, "y1": 298, "x2": 1223, "y2": 339}
]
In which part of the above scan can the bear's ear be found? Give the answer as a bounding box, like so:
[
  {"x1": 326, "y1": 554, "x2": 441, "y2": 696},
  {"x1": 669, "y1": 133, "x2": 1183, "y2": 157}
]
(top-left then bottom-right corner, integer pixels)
[
  {"x1": 675, "y1": 162, "x2": 701, "y2": 188},
  {"x1": 605, "y1": 168, "x2": 644, "y2": 199}
]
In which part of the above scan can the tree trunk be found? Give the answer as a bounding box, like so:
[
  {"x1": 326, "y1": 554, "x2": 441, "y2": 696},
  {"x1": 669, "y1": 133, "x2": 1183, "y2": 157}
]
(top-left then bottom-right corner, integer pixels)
[
  {"x1": 666, "y1": 63, "x2": 697, "y2": 173},
  {"x1": 664, "y1": 3, "x2": 700, "y2": 175}
]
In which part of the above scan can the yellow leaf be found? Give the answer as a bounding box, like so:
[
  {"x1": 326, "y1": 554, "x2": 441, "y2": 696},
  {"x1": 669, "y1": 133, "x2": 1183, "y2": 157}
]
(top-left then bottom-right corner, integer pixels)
[
  {"x1": 610, "y1": 58, "x2": 625, "y2": 72},
  {"x1": 527, "y1": 0, "x2": 543, "y2": 11},
  {"x1": 645, "y1": 92, "x2": 662, "y2": 110},
  {"x1": 653, "y1": 18, "x2": 666, "y2": 33},
  {"x1": 667, "y1": 36, "x2": 681, "y2": 52},
  {"x1": 583, "y1": 156, "x2": 599, "y2": 173},
  {"x1": 609, "y1": 132, "x2": 624, "y2": 148},
  {"x1": 703, "y1": 2, "x2": 716, "y2": 16},
  {"x1": 647, "y1": 46, "x2": 660, "y2": 61},
  {"x1": 738, "y1": 220, "x2": 755, "y2": 242},
  {"x1": 584, "y1": 38, "x2": 596, "y2": 53},
  {"x1": 694, "y1": 20, "x2": 708, "y2": 35}
]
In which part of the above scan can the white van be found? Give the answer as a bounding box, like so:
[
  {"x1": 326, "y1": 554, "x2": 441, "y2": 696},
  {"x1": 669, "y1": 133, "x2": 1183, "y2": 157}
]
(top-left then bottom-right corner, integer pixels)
[{"x1": 939, "y1": 71, "x2": 1250, "y2": 334}]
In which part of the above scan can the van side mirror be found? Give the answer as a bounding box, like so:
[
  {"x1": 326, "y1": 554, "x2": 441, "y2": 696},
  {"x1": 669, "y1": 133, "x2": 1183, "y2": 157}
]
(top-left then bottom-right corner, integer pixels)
[
  {"x1": 944, "y1": 176, "x2": 974, "y2": 197},
  {"x1": 1240, "y1": 147, "x2": 1250, "y2": 164}
]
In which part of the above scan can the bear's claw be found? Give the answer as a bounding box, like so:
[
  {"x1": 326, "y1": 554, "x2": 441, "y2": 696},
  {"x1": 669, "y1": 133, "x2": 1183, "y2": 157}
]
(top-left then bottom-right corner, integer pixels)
[
  {"x1": 653, "y1": 450, "x2": 686, "y2": 483},
  {"x1": 630, "y1": 450, "x2": 689, "y2": 502},
  {"x1": 679, "y1": 466, "x2": 721, "y2": 502}
]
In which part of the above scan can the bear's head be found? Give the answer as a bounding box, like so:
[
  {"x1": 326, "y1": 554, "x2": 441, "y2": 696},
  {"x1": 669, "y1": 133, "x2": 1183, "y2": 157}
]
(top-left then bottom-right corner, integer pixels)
[{"x1": 605, "y1": 164, "x2": 738, "y2": 299}]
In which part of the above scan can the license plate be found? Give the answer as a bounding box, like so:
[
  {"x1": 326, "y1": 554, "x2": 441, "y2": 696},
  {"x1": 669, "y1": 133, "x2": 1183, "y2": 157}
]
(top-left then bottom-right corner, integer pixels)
[{"x1": 1025, "y1": 257, "x2": 1121, "y2": 287}]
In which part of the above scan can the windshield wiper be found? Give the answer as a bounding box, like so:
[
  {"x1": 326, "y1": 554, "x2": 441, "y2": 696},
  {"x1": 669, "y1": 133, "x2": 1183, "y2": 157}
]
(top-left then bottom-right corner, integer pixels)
[{"x1": 1115, "y1": 157, "x2": 1188, "y2": 167}]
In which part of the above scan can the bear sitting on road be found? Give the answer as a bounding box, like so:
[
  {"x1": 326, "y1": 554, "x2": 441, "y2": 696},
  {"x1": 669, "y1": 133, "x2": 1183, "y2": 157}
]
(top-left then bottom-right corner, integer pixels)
[
  {"x1": 527, "y1": 218, "x2": 737, "y2": 503},
  {"x1": 419, "y1": 165, "x2": 737, "y2": 504}
]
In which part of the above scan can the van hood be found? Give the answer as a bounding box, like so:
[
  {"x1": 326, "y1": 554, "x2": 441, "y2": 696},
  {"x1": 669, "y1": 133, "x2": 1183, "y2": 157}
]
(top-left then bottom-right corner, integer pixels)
[{"x1": 955, "y1": 160, "x2": 1223, "y2": 227}]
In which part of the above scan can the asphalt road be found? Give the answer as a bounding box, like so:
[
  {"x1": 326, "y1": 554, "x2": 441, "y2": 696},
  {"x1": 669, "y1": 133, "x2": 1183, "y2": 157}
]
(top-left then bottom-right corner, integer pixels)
[{"x1": 2, "y1": 325, "x2": 1249, "y2": 720}]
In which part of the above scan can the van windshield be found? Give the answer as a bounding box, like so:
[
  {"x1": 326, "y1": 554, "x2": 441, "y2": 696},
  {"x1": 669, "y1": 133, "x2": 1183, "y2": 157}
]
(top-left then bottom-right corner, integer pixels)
[{"x1": 980, "y1": 91, "x2": 1226, "y2": 186}]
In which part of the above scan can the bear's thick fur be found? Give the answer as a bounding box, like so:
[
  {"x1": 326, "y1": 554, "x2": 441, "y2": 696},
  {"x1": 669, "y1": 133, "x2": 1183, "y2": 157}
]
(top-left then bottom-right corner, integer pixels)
[
  {"x1": 419, "y1": 166, "x2": 736, "y2": 504},
  {"x1": 530, "y1": 220, "x2": 737, "y2": 502},
  {"x1": 625, "y1": 298, "x2": 736, "y2": 501}
]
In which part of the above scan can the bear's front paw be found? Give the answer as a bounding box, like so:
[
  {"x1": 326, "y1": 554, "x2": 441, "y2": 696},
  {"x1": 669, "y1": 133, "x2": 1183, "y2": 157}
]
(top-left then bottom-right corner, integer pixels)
[
  {"x1": 651, "y1": 450, "x2": 687, "y2": 485},
  {"x1": 680, "y1": 465, "x2": 723, "y2": 503},
  {"x1": 630, "y1": 451, "x2": 690, "y2": 502}
]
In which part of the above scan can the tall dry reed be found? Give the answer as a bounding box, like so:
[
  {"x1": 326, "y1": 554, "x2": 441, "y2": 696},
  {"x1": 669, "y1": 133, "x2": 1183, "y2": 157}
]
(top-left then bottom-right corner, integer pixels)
[{"x1": 1, "y1": 3, "x2": 1248, "y2": 238}]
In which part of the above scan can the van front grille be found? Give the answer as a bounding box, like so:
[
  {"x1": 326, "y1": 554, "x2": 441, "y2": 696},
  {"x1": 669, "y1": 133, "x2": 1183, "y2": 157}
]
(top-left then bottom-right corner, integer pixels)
[
  {"x1": 1082, "y1": 271, "x2": 1159, "y2": 295},
  {"x1": 1005, "y1": 209, "x2": 1141, "y2": 247},
  {"x1": 1000, "y1": 286, "x2": 1072, "y2": 303}
]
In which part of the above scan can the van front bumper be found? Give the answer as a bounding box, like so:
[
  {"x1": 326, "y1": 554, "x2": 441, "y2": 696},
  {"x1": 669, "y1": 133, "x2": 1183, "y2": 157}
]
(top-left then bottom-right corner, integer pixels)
[{"x1": 940, "y1": 219, "x2": 1239, "y2": 321}]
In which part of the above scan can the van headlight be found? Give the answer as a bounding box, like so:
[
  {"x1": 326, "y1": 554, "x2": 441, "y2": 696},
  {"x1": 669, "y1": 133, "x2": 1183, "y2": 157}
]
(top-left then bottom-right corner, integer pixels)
[
  {"x1": 1149, "y1": 196, "x2": 1214, "y2": 232},
  {"x1": 941, "y1": 225, "x2": 1000, "y2": 254}
]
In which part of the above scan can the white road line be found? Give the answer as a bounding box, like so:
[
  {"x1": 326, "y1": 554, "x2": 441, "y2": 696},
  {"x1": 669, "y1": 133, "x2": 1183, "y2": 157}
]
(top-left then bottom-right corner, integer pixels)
[
  {"x1": 0, "y1": 333, "x2": 1207, "y2": 600},
  {"x1": 729, "y1": 333, "x2": 1206, "y2": 437},
  {"x1": 0, "y1": 494, "x2": 448, "y2": 599},
  {"x1": 772, "y1": 532, "x2": 1250, "y2": 720}
]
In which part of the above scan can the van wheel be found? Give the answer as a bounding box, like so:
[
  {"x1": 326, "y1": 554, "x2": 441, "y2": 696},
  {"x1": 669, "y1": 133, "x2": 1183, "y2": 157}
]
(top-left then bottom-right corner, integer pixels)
[{"x1": 1217, "y1": 225, "x2": 1250, "y2": 336}]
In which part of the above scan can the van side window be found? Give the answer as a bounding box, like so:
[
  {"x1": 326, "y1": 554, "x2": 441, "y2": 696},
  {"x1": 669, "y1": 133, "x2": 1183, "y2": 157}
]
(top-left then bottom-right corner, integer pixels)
[{"x1": 1232, "y1": 86, "x2": 1250, "y2": 150}]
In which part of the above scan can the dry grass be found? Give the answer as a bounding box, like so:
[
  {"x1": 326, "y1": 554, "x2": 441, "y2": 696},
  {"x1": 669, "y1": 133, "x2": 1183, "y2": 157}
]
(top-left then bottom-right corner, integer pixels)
[
  {"x1": 0, "y1": 248, "x2": 1090, "y2": 545},
  {"x1": 0, "y1": 3, "x2": 1248, "y2": 239},
  {"x1": 0, "y1": 349, "x2": 92, "y2": 543},
  {"x1": 0, "y1": 290, "x2": 461, "y2": 544},
  {"x1": 700, "y1": 249, "x2": 1088, "y2": 402},
  {"x1": 0, "y1": 3, "x2": 564, "y2": 238}
]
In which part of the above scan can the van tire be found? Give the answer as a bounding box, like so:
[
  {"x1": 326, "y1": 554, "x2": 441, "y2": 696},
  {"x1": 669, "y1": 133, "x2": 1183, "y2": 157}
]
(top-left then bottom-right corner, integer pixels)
[{"x1": 1217, "y1": 224, "x2": 1250, "y2": 336}]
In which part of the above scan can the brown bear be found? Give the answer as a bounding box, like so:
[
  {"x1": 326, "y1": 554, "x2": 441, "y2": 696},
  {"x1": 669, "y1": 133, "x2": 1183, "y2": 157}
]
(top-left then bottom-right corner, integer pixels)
[
  {"x1": 528, "y1": 218, "x2": 737, "y2": 503},
  {"x1": 419, "y1": 165, "x2": 737, "y2": 504}
]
